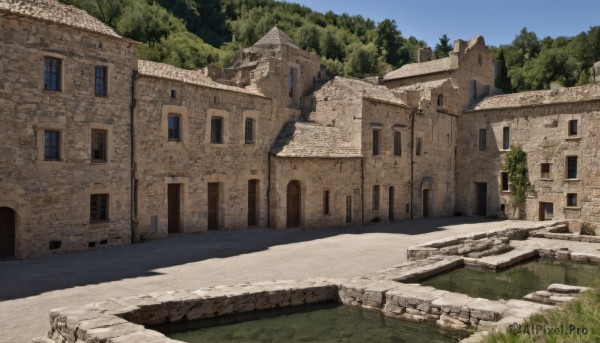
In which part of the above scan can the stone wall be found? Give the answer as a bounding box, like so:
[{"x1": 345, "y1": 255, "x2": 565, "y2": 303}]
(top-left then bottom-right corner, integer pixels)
[
  {"x1": 0, "y1": 13, "x2": 137, "y2": 257},
  {"x1": 134, "y1": 76, "x2": 274, "y2": 237}
]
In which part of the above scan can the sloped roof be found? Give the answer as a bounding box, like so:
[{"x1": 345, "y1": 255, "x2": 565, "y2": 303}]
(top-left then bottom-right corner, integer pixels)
[
  {"x1": 324, "y1": 77, "x2": 408, "y2": 107},
  {"x1": 252, "y1": 26, "x2": 299, "y2": 49},
  {"x1": 0, "y1": 0, "x2": 123, "y2": 39},
  {"x1": 271, "y1": 122, "x2": 361, "y2": 158},
  {"x1": 138, "y1": 60, "x2": 264, "y2": 96},
  {"x1": 472, "y1": 83, "x2": 600, "y2": 111},
  {"x1": 383, "y1": 58, "x2": 456, "y2": 81},
  {"x1": 392, "y1": 79, "x2": 452, "y2": 93}
]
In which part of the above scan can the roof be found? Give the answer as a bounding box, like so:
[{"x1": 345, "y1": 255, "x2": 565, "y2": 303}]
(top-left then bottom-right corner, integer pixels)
[
  {"x1": 392, "y1": 79, "x2": 452, "y2": 93},
  {"x1": 0, "y1": 0, "x2": 123, "y2": 39},
  {"x1": 251, "y1": 26, "x2": 299, "y2": 50},
  {"x1": 271, "y1": 122, "x2": 362, "y2": 158},
  {"x1": 383, "y1": 58, "x2": 456, "y2": 81},
  {"x1": 323, "y1": 77, "x2": 408, "y2": 107},
  {"x1": 472, "y1": 83, "x2": 600, "y2": 111},
  {"x1": 138, "y1": 60, "x2": 264, "y2": 96}
]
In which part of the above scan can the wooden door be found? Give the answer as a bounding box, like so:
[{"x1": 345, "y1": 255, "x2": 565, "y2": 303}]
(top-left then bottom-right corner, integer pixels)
[
  {"x1": 423, "y1": 190, "x2": 430, "y2": 218},
  {"x1": 287, "y1": 181, "x2": 300, "y2": 227},
  {"x1": 0, "y1": 207, "x2": 15, "y2": 257},
  {"x1": 476, "y1": 183, "x2": 487, "y2": 216},
  {"x1": 388, "y1": 187, "x2": 395, "y2": 221},
  {"x1": 208, "y1": 183, "x2": 219, "y2": 230},
  {"x1": 248, "y1": 180, "x2": 257, "y2": 226},
  {"x1": 167, "y1": 184, "x2": 180, "y2": 233}
]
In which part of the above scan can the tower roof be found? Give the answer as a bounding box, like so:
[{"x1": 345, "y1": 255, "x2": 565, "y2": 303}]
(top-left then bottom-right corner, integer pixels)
[{"x1": 252, "y1": 26, "x2": 299, "y2": 49}]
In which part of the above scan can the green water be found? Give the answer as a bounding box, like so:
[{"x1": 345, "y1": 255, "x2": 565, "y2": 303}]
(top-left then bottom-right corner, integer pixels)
[
  {"x1": 422, "y1": 258, "x2": 600, "y2": 300},
  {"x1": 155, "y1": 303, "x2": 469, "y2": 343}
]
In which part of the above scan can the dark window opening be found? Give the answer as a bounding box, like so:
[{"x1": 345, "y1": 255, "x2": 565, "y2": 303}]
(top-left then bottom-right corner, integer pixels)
[
  {"x1": 472, "y1": 80, "x2": 477, "y2": 100},
  {"x1": 567, "y1": 156, "x2": 578, "y2": 179},
  {"x1": 100, "y1": 239, "x2": 108, "y2": 245},
  {"x1": 478, "y1": 129, "x2": 487, "y2": 151},
  {"x1": 406, "y1": 203, "x2": 410, "y2": 213},
  {"x1": 245, "y1": 118, "x2": 254, "y2": 144},
  {"x1": 437, "y1": 94, "x2": 444, "y2": 106},
  {"x1": 478, "y1": 54, "x2": 483, "y2": 65},
  {"x1": 372, "y1": 185, "x2": 380, "y2": 211},
  {"x1": 323, "y1": 190, "x2": 330, "y2": 215},
  {"x1": 502, "y1": 127, "x2": 510, "y2": 150},
  {"x1": 171, "y1": 89, "x2": 177, "y2": 98},
  {"x1": 91, "y1": 129, "x2": 107, "y2": 162},
  {"x1": 49, "y1": 241, "x2": 62, "y2": 250},
  {"x1": 567, "y1": 193, "x2": 578, "y2": 207},
  {"x1": 500, "y1": 204, "x2": 506, "y2": 213},
  {"x1": 211, "y1": 117, "x2": 223, "y2": 144},
  {"x1": 88, "y1": 242, "x2": 96, "y2": 248},
  {"x1": 541, "y1": 163, "x2": 551, "y2": 179},
  {"x1": 44, "y1": 57, "x2": 61, "y2": 91},
  {"x1": 44, "y1": 130, "x2": 60, "y2": 161},
  {"x1": 94, "y1": 66, "x2": 107, "y2": 96},
  {"x1": 416, "y1": 138, "x2": 422, "y2": 156},
  {"x1": 501, "y1": 172, "x2": 509, "y2": 191},
  {"x1": 393, "y1": 131, "x2": 401, "y2": 156},
  {"x1": 568, "y1": 120, "x2": 578, "y2": 136},
  {"x1": 168, "y1": 115, "x2": 181, "y2": 141},
  {"x1": 372, "y1": 129, "x2": 380, "y2": 156},
  {"x1": 90, "y1": 194, "x2": 109, "y2": 222},
  {"x1": 288, "y1": 67, "x2": 295, "y2": 97}
]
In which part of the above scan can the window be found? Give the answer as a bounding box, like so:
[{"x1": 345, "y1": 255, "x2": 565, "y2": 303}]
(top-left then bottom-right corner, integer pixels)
[
  {"x1": 567, "y1": 193, "x2": 578, "y2": 207},
  {"x1": 502, "y1": 127, "x2": 510, "y2": 150},
  {"x1": 245, "y1": 118, "x2": 254, "y2": 144},
  {"x1": 94, "y1": 66, "x2": 107, "y2": 96},
  {"x1": 171, "y1": 89, "x2": 177, "y2": 98},
  {"x1": 90, "y1": 194, "x2": 109, "y2": 222},
  {"x1": 91, "y1": 129, "x2": 107, "y2": 162},
  {"x1": 168, "y1": 115, "x2": 181, "y2": 141},
  {"x1": 471, "y1": 80, "x2": 477, "y2": 100},
  {"x1": 44, "y1": 130, "x2": 60, "y2": 161},
  {"x1": 372, "y1": 185, "x2": 380, "y2": 211},
  {"x1": 323, "y1": 190, "x2": 330, "y2": 215},
  {"x1": 393, "y1": 131, "x2": 401, "y2": 156},
  {"x1": 415, "y1": 138, "x2": 422, "y2": 156},
  {"x1": 567, "y1": 156, "x2": 578, "y2": 179},
  {"x1": 568, "y1": 120, "x2": 578, "y2": 136},
  {"x1": 478, "y1": 54, "x2": 483, "y2": 65},
  {"x1": 501, "y1": 172, "x2": 509, "y2": 191},
  {"x1": 372, "y1": 129, "x2": 380, "y2": 155},
  {"x1": 211, "y1": 117, "x2": 223, "y2": 144},
  {"x1": 288, "y1": 66, "x2": 295, "y2": 97},
  {"x1": 478, "y1": 129, "x2": 487, "y2": 151},
  {"x1": 541, "y1": 163, "x2": 551, "y2": 179},
  {"x1": 44, "y1": 57, "x2": 61, "y2": 91},
  {"x1": 437, "y1": 94, "x2": 444, "y2": 106}
]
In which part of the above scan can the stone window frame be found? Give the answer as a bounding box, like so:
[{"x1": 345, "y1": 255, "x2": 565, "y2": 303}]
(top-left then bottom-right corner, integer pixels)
[
  {"x1": 393, "y1": 129, "x2": 402, "y2": 156},
  {"x1": 437, "y1": 93, "x2": 444, "y2": 106},
  {"x1": 478, "y1": 128, "x2": 487, "y2": 151},
  {"x1": 322, "y1": 189, "x2": 331, "y2": 216},
  {"x1": 502, "y1": 126, "x2": 510, "y2": 150},
  {"x1": 167, "y1": 114, "x2": 182, "y2": 141},
  {"x1": 91, "y1": 128, "x2": 108, "y2": 163},
  {"x1": 89, "y1": 193, "x2": 109, "y2": 223},
  {"x1": 206, "y1": 108, "x2": 230, "y2": 147},
  {"x1": 568, "y1": 119, "x2": 578, "y2": 136},
  {"x1": 89, "y1": 123, "x2": 113, "y2": 164},
  {"x1": 242, "y1": 110, "x2": 260, "y2": 145},
  {"x1": 372, "y1": 128, "x2": 382, "y2": 156},
  {"x1": 162, "y1": 105, "x2": 189, "y2": 148},
  {"x1": 566, "y1": 193, "x2": 578, "y2": 207},
  {"x1": 288, "y1": 63, "x2": 300, "y2": 99},
  {"x1": 566, "y1": 155, "x2": 579, "y2": 180},
  {"x1": 37, "y1": 124, "x2": 66, "y2": 164},
  {"x1": 540, "y1": 162, "x2": 552, "y2": 180},
  {"x1": 41, "y1": 54, "x2": 65, "y2": 92},
  {"x1": 500, "y1": 171, "x2": 509, "y2": 192},
  {"x1": 94, "y1": 65, "x2": 108, "y2": 97}
]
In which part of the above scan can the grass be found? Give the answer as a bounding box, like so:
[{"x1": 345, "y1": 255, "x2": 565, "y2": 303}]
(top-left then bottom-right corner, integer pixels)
[{"x1": 482, "y1": 289, "x2": 600, "y2": 343}]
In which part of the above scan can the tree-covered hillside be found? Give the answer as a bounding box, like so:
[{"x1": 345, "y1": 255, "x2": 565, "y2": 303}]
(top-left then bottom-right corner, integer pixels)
[{"x1": 61, "y1": 0, "x2": 600, "y2": 90}]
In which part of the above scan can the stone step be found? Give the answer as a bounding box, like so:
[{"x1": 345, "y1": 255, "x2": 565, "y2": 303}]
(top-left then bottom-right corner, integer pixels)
[{"x1": 464, "y1": 248, "x2": 536, "y2": 270}]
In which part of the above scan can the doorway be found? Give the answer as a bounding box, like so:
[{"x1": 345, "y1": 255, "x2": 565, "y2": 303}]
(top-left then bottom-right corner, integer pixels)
[
  {"x1": 388, "y1": 186, "x2": 395, "y2": 221},
  {"x1": 248, "y1": 180, "x2": 258, "y2": 226},
  {"x1": 167, "y1": 184, "x2": 181, "y2": 234},
  {"x1": 0, "y1": 207, "x2": 15, "y2": 257},
  {"x1": 423, "y1": 190, "x2": 430, "y2": 218},
  {"x1": 208, "y1": 183, "x2": 219, "y2": 230},
  {"x1": 475, "y1": 183, "x2": 487, "y2": 216},
  {"x1": 539, "y1": 202, "x2": 553, "y2": 221},
  {"x1": 287, "y1": 180, "x2": 300, "y2": 227}
]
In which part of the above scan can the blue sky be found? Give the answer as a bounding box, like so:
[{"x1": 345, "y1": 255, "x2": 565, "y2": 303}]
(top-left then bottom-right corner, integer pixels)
[{"x1": 287, "y1": 0, "x2": 600, "y2": 47}]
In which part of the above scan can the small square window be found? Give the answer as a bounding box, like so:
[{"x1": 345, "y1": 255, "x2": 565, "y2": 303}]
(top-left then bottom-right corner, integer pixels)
[
  {"x1": 245, "y1": 118, "x2": 254, "y2": 144},
  {"x1": 91, "y1": 129, "x2": 107, "y2": 162},
  {"x1": 90, "y1": 194, "x2": 109, "y2": 222},
  {"x1": 568, "y1": 120, "x2": 578, "y2": 136},
  {"x1": 44, "y1": 130, "x2": 60, "y2": 161},
  {"x1": 44, "y1": 57, "x2": 61, "y2": 91},
  {"x1": 393, "y1": 131, "x2": 401, "y2": 156},
  {"x1": 94, "y1": 66, "x2": 107, "y2": 96},
  {"x1": 567, "y1": 193, "x2": 577, "y2": 207},
  {"x1": 501, "y1": 172, "x2": 509, "y2": 191},
  {"x1": 211, "y1": 117, "x2": 223, "y2": 144},
  {"x1": 541, "y1": 163, "x2": 551, "y2": 179},
  {"x1": 168, "y1": 115, "x2": 181, "y2": 141}
]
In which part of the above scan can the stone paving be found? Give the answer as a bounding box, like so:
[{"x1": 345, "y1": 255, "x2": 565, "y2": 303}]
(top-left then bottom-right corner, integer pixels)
[{"x1": 0, "y1": 217, "x2": 511, "y2": 343}]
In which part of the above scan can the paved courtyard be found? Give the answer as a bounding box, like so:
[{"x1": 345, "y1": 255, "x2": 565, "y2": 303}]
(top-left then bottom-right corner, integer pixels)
[{"x1": 1, "y1": 217, "x2": 530, "y2": 343}]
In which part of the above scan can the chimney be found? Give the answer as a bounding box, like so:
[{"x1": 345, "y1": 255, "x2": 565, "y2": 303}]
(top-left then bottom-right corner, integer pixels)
[
  {"x1": 418, "y1": 48, "x2": 433, "y2": 63},
  {"x1": 453, "y1": 39, "x2": 468, "y2": 57}
]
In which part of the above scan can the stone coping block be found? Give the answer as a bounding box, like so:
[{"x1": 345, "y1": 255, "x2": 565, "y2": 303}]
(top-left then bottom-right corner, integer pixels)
[
  {"x1": 362, "y1": 255, "x2": 464, "y2": 283},
  {"x1": 39, "y1": 279, "x2": 340, "y2": 343},
  {"x1": 463, "y1": 249, "x2": 537, "y2": 270}
]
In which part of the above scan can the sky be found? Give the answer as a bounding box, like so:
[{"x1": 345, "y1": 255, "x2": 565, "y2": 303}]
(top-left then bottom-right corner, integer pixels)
[{"x1": 287, "y1": 0, "x2": 600, "y2": 47}]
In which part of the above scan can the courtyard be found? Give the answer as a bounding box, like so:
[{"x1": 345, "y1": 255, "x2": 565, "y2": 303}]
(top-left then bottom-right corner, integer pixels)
[{"x1": 0, "y1": 216, "x2": 528, "y2": 343}]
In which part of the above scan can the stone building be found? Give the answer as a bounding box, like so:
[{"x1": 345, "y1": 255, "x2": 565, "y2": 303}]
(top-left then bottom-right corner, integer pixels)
[{"x1": 2, "y1": 0, "x2": 600, "y2": 258}]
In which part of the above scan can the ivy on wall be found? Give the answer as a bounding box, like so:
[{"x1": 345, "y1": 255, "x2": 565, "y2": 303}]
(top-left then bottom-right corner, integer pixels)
[{"x1": 503, "y1": 145, "x2": 529, "y2": 208}]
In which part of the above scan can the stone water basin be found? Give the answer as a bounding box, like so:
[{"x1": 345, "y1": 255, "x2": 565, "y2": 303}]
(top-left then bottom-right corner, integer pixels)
[
  {"x1": 421, "y1": 258, "x2": 600, "y2": 300},
  {"x1": 152, "y1": 302, "x2": 469, "y2": 343}
]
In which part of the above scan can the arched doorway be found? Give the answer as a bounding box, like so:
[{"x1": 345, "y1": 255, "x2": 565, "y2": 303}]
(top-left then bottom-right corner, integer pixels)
[
  {"x1": 0, "y1": 207, "x2": 16, "y2": 257},
  {"x1": 286, "y1": 181, "x2": 300, "y2": 227}
]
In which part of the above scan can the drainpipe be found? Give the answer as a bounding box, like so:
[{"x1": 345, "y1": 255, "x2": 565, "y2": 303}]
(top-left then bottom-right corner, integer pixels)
[
  {"x1": 267, "y1": 153, "x2": 271, "y2": 228},
  {"x1": 130, "y1": 70, "x2": 138, "y2": 243},
  {"x1": 410, "y1": 109, "x2": 416, "y2": 220},
  {"x1": 361, "y1": 157, "x2": 365, "y2": 225}
]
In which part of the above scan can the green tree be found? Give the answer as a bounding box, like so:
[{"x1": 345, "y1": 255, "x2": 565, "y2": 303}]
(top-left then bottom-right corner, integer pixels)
[
  {"x1": 503, "y1": 145, "x2": 529, "y2": 212},
  {"x1": 375, "y1": 19, "x2": 403, "y2": 66},
  {"x1": 295, "y1": 23, "x2": 321, "y2": 52},
  {"x1": 347, "y1": 44, "x2": 379, "y2": 77},
  {"x1": 495, "y1": 48, "x2": 512, "y2": 92},
  {"x1": 434, "y1": 34, "x2": 452, "y2": 58}
]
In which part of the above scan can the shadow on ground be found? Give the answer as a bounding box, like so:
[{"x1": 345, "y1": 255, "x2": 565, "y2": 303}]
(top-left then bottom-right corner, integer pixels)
[{"x1": 0, "y1": 216, "x2": 495, "y2": 301}]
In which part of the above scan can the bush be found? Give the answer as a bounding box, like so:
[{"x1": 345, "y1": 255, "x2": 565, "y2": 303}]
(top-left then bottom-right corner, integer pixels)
[{"x1": 580, "y1": 222, "x2": 595, "y2": 236}]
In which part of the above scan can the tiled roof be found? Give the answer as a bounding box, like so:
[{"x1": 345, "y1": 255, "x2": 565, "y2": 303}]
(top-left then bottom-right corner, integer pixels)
[
  {"x1": 392, "y1": 79, "x2": 451, "y2": 93},
  {"x1": 472, "y1": 83, "x2": 600, "y2": 111},
  {"x1": 383, "y1": 58, "x2": 456, "y2": 81},
  {"x1": 252, "y1": 26, "x2": 299, "y2": 49},
  {"x1": 138, "y1": 60, "x2": 264, "y2": 96},
  {"x1": 271, "y1": 122, "x2": 362, "y2": 158},
  {"x1": 0, "y1": 0, "x2": 122, "y2": 39},
  {"x1": 325, "y1": 77, "x2": 408, "y2": 107}
]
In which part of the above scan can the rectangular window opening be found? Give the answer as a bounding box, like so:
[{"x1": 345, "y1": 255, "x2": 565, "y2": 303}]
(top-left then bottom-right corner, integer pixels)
[
  {"x1": 90, "y1": 194, "x2": 109, "y2": 222},
  {"x1": 94, "y1": 66, "x2": 107, "y2": 96},
  {"x1": 568, "y1": 120, "x2": 578, "y2": 136},
  {"x1": 372, "y1": 129, "x2": 380, "y2": 156},
  {"x1": 393, "y1": 131, "x2": 401, "y2": 156},
  {"x1": 478, "y1": 128, "x2": 487, "y2": 151},
  {"x1": 245, "y1": 118, "x2": 254, "y2": 144},
  {"x1": 44, "y1": 130, "x2": 60, "y2": 161},
  {"x1": 168, "y1": 115, "x2": 181, "y2": 141},
  {"x1": 541, "y1": 163, "x2": 551, "y2": 179},
  {"x1": 44, "y1": 57, "x2": 61, "y2": 91},
  {"x1": 211, "y1": 117, "x2": 224, "y2": 144},
  {"x1": 372, "y1": 185, "x2": 380, "y2": 211},
  {"x1": 437, "y1": 94, "x2": 444, "y2": 106},
  {"x1": 416, "y1": 138, "x2": 422, "y2": 156},
  {"x1": 567, "y1": 193, "x2": 578, "y2": 207},
  {"x1": 91, "y1": 129, "x2": 107, "y2": 162},
  {"x1": 502, "y1": 127, "x2": 510, "y2": 150},
  {"x1": 567, "y1": 156, "x2": 578, "y2": 179},
  {"x1": 501, "y1": 172, "x2": 509, "y2": 191},
  {"x1": 323, "y1": 190, "x2": 330, "y2": 215}
]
